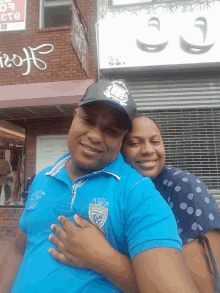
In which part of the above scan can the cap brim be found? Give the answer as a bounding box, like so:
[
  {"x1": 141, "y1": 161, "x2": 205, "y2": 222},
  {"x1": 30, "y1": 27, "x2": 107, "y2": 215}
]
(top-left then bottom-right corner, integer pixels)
[{"x1": 78, "y1": 99, "x2": 132, "y2": 132}]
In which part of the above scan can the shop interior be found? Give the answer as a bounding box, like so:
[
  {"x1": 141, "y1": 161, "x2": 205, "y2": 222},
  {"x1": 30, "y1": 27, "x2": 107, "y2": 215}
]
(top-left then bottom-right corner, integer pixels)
[{"x1": 0, "y1": 121, "x2": 25, "y2": 206}]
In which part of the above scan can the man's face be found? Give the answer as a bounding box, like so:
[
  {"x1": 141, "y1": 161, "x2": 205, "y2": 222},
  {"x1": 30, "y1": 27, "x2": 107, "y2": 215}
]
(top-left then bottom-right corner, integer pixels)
[
  {"x1": 68, "y1": 105, "x2": 128, "y2": 172},
  {"x1": 121, "y1": 117, "x2": 165, "y2": 179}
]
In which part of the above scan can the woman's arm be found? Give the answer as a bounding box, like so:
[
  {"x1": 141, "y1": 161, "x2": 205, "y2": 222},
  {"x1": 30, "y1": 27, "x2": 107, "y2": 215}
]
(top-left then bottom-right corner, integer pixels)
[
  {"x1": 183, "y1": 229, "x2": 220, "y2": 293},
  {"x1": 49, "y1": 214, "x2": 139, "y2": 293},
  {"x1": 49, "y1": 215, "x2": 220, "y2": 293}
]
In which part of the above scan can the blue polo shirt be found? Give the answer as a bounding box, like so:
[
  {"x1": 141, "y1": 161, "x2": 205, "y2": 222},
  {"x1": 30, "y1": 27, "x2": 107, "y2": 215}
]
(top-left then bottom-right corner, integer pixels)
[
  {"x1": 12, "y1": 153, "x2": 182, "y2": 293},
  {"x1": 152, "y1": 165, "x2": 220, "y2": 244}
]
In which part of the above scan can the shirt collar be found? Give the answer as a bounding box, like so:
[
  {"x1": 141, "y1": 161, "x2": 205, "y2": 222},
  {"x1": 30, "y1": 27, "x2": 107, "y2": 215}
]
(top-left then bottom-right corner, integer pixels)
[
  {"x1": 46, "y1": 152, "x2": 71, "y2": 177},
  {"x1": 46, "y1": 152, "x2": 124, "y2": 181}
]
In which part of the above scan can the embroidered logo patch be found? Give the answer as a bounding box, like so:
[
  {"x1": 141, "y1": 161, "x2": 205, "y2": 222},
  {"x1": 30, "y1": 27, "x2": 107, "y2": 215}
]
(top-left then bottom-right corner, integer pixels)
[
  {"x1": 103, "y1": 80, "x2": 129, "y2": 106},
  {"x1": 89, "y1": 198, "x2": 109, "y2": 228},
  {"x1": 26, "y1": 191, "x2": 45, "y2": 209}
]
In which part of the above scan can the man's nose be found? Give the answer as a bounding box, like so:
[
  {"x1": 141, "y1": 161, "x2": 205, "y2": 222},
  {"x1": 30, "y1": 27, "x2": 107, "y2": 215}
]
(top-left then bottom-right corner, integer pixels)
[{"x1": 87, "y1": 126, "x2": 104, "y2": 143}]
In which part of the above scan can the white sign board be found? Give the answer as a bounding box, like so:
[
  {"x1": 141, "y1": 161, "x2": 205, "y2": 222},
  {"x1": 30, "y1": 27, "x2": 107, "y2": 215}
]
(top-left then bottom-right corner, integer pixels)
[
  {"x1": 0, "y1": 0, "x2": 27, "y2": 32},
  {"x1": 98, "y1": 7, "x2": 220, "y2": 71}
]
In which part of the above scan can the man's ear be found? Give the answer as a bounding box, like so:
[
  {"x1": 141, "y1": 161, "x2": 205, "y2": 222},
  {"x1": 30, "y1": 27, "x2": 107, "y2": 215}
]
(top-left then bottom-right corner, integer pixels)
[{"x1": 73, "y1": 108, "x2": 78, "y2": 118}]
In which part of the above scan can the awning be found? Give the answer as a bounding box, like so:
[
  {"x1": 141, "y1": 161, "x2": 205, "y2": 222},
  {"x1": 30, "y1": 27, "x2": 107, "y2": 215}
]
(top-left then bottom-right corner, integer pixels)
[{"x1": 0, "y1": 79, "x2": 94, "y2": 120}]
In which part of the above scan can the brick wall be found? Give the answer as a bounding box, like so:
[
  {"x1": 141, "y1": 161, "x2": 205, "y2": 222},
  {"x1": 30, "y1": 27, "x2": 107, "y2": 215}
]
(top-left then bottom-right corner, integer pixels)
[
  {"x1": 0, "y1": 0, "x2": 98, "y2": 85},
  {"x1": 0, "y1": 208, "x2": 23, "y2": 235}
]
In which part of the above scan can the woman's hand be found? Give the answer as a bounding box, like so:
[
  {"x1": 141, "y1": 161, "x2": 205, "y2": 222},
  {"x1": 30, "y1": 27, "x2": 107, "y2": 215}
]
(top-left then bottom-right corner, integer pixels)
[
  {"x1": 49, "y1": 214, "x2": 140, "y2": 293},
  {"x1": 48, "y1": 214, "x2": 115, "y2": 270}
]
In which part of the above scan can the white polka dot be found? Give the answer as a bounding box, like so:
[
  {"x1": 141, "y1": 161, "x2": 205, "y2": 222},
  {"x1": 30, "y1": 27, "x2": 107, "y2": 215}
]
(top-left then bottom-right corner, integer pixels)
[
  {"x1": 207, "y1": 189, "x2": 211, "y2": 194},
  {"x1": 182, "y1": 177, "x2": 188, "y2": 182},
  {"x1": 196, "y1": 187, "x2": 202, "y2": 193},
  {"x1": 175, "y1": 186, "x2": 181, "y2": 192},
  {"x1": 187, "y1": 172, "x2": 191, "y2": 175},
  {"x1": 173, "y1": 172, "x2": 179, "y2": 175},
  {"x1": 205, "y1": 197, "x2": 210, "y2": 204},
  {"x1": 196, "y1": 209, "x2": 202, "y2": 216},
  {"x1": 198, "y1": 224, "x2": 203, "y2": 231},
  {"x1": 168, "y1": 197, "x2": 170, "y2": 203},
  {"x1": 180, "y1": 203, "x2": 187, "y2": 210},
  {"x1": 163, "y1": 179, "x2": 168, "y2": 185},
  {"x1": 187, "y1": 238, "x2": 193, "y2": 243},
  {"x1": 191, "y1": 222, "x2": 198, "y2": 230},
  {"x1": 196, "y1": 179, "x2": 201, "y2": 183},
  {"x1": 177, "y1": 219, "x2": 180, "y2": 223},
  {"x1": 209, "y1": 214, "x2": 214, "y2": 220},
  {"x1": 178, "y1": 228, "x2": 183, "y2": 234},
  {"x1": 167, "y1": 181, "x2": 173, "y2": 187},
  {"x1": 188, "y1": 193, "x2": 193, "y2": 200},
  {"x1": 169, "y1": 202, "x2": 173, "y2": 208},
  {"x1": 187, "y1": 207, "x2": 194, "y2": 215}
]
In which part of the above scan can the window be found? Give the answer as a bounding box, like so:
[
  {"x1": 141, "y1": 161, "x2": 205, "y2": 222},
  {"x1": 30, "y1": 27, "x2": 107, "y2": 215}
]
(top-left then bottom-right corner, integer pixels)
[{"x1": 40, "y1": 0, "x2": 71, "y2": 29}]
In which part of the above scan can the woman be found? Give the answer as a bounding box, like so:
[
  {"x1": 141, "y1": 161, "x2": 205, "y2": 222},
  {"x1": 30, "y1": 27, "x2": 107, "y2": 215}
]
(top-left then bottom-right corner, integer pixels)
[{"x1": 49, "y1": 115, "x2": 220, "y2": 293}]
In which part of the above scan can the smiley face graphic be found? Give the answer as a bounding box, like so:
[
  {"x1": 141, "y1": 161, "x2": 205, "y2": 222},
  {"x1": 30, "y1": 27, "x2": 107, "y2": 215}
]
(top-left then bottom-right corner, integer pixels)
[
  {"x1": 136, "y1": 17, "x2": 169, "y2": 53},
  {"x1": 180, "y1": 16, "x2": 215, "y2": 55}
]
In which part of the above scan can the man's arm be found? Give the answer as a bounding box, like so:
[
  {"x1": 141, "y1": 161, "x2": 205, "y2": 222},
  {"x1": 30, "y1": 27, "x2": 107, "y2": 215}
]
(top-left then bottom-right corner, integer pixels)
[
  {"x1": 132, "y1": 247, "x2": 199, "y2": 293},
  {"x1": 0, "y1": 228, "x2": 26, "y2": 293}
]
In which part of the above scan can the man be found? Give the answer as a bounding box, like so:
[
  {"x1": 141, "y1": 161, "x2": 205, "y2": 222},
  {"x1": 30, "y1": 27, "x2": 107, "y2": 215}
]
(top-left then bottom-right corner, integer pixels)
[{"x1": 0, "y1": 80, "x2": 199, "y2": 293}]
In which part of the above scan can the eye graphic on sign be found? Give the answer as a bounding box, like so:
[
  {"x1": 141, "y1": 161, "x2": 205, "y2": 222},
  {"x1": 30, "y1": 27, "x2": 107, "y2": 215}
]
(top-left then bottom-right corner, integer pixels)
[
  {"x1": 180, "y1": 17, "x2": 215, "y2": 54},
  {"x1": 135, "y1": 17, "x2": 169, "y2": 53}
]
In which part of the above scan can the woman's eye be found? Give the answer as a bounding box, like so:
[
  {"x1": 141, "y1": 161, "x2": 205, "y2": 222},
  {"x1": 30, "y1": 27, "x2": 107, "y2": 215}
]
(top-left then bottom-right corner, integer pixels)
[{"x1": 129, "y1": 142, "x2": 140, "y2": 147}]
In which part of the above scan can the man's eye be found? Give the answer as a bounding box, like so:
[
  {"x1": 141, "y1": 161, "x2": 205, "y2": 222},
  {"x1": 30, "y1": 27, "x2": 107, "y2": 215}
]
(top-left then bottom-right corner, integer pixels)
[
  {"x1": 105, "y1": 127, "x2": 119, "y2": 136},
  {"x1": 83, "y1": 118, "x2": 94, "y2": 125},
  {"x1": 152, "y1": 140, "x2": 160, "y2": 144}
]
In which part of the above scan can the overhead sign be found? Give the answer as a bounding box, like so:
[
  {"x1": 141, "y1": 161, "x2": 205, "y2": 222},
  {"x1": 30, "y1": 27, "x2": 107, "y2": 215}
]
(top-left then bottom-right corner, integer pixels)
[
  {"x1": 71, "y1": 1, "x2": 89, "y2": 75},
  {"x1": 0, "y1": 0, "x2": 27, "y2": 32},
  {"x1": 98, "y1": 6, "x2": 220, "y2": 72}
]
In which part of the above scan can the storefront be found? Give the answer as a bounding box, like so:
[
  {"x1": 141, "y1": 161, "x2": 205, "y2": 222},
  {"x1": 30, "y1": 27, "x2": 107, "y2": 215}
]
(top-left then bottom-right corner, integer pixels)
[
  {"x1": 0, "y1": 0, "x2": 97, "y2": 232},
  {"x1": 97, "y1": 0, "x2": 220, "y2": 208}
]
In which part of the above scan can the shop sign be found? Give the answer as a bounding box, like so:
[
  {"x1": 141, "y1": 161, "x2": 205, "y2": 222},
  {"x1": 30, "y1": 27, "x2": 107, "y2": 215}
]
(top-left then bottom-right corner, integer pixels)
[
  {"x1": 0, "y1": 44, "x2": 54, "y2": 75},
  {"x1": 0, "y1": 0, "x2": 27, "y2": 32},
  {"x1": 71, "y1": 1, "x2": 89, "y2": 75},
  {"x1": 98, "y1": 7, "x2": 220, "y2": 71}
]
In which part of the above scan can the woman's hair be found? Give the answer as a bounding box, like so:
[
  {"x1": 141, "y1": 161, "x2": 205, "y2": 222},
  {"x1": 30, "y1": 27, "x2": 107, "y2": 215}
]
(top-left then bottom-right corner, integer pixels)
[{"x1": 134, "y1": 113, "x2": 162, "y2": 136}]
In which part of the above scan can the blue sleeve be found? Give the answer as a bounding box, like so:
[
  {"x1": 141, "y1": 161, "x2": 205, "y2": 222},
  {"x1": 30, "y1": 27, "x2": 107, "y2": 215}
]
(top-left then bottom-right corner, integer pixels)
[
  {"x1": 167, "y1": 173, "x2": 220, "y2": 244},
  {"x1": 125, "y1": 178, "x2": 182, "y2": 259}
]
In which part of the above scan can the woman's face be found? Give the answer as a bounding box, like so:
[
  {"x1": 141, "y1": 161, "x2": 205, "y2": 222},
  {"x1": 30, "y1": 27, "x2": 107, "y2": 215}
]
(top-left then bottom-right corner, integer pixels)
[{"x1": 122, "y1": 117, "x2": 165, "y2": 178}]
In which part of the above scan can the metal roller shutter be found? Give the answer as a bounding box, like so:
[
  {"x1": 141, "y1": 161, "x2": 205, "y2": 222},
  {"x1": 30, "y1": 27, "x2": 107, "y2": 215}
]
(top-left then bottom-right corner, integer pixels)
[{"x1": 125, "y1": 74, "x2": 220, "y2": 111}]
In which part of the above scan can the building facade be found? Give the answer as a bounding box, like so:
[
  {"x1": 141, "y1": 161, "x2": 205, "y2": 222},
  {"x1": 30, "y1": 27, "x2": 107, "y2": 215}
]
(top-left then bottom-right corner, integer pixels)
[
  {"x1": 97, "y1": 0, "x2": 220, "y2": 207},
  {"x1": 0, "y1": 0, "x2": 98, "y2": 233}
]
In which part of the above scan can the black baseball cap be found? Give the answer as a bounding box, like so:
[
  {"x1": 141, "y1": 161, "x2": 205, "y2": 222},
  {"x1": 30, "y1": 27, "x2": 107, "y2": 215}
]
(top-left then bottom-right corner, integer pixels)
[{"x1": 78, "y1": 80, "x2": 137, "y2": 132}]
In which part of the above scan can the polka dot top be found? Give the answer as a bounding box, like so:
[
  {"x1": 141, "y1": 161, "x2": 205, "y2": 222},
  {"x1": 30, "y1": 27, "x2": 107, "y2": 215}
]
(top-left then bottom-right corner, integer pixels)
[{"x1": 152, "y1": 165, "x2": 220, "y2": 245}]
